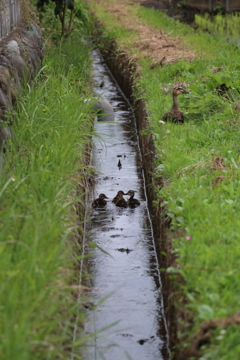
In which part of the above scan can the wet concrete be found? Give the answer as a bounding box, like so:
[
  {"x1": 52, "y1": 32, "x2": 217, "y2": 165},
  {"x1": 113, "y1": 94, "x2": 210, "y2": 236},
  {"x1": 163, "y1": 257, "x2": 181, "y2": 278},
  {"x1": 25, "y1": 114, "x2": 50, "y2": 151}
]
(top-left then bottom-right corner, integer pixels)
[{"x1": 83, "y1": 48, "x2": 169, "y2": 360}]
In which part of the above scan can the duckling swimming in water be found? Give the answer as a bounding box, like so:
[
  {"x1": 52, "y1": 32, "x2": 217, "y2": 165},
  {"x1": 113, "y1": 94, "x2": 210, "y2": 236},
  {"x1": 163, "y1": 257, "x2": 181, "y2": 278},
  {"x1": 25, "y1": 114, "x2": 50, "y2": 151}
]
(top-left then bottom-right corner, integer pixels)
[
  {"x1": 126, "y1": 190, "x2": 140, "y2": 208},
  {"x1": 113, "y1": 190, "x2": 128, "y2": 208},
  {"x1": 112, "y1": 190, "x2": 126, "y2": 204},
  {"x1": 92, "y1": 193, "x2": 108, "y2": 208},
  {"x1": 163, "y1": 86, "x2": 190, "y2": 124}
]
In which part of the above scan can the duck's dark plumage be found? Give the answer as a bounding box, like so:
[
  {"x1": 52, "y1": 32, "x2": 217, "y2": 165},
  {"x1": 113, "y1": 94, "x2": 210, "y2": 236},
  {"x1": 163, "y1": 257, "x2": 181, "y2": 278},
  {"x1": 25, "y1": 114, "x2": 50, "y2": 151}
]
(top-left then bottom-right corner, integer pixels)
[
  {"x1": 116, "y1": 198, "x2": 128, "y2": 208},
  {"x1": 92, "y1": 193, "x2": 108, "y2": 208},
  {"x1": 126, "y1": 190, "x2": 140, "y2": 208},
  {"x1": 112, "y1": 190, "x2": 126, "y2": 204},
  {"x1": 163, "y1": 86, "x2": 189, "y2": 124},
  {"x1": 113, "y1": 190, "x2": 128, "y2": 208}
]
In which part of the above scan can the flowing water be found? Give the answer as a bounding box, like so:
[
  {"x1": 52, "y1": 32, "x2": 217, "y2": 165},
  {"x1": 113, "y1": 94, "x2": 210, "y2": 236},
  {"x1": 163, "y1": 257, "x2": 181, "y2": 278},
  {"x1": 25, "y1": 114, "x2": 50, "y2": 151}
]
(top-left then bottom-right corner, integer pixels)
[{"x1": 80, "y1": 48, "x2": 169, "y2": 360}]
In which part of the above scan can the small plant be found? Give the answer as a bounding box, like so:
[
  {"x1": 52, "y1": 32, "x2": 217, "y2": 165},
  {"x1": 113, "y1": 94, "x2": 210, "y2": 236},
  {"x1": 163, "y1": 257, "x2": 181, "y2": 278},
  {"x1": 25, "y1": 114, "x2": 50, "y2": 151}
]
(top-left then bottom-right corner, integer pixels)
[{"x1": 37, "y1": 0, "x2": 72, "y2": 36}]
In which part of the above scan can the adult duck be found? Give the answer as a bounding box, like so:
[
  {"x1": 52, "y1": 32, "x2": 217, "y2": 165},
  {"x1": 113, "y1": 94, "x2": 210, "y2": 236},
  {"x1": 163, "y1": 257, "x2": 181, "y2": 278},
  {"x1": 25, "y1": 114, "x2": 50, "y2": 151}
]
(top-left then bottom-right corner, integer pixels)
[
  {"x1": 92, "y1": 193, "x2": 108, "y2": 208},
  {"x1": 163, "y1": 86, "x2": 190, "y2": 124},
  {"x1": 126, "y1": 190, "x2": 140, "y2": 208}
]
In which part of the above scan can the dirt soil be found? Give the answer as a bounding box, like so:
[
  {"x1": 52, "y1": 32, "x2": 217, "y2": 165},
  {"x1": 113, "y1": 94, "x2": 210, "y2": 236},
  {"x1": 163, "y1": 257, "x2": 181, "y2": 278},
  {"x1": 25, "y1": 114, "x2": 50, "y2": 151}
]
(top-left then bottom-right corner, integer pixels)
[{"x1": 92, "y1": 0, "x2": 197, "y2": 65}]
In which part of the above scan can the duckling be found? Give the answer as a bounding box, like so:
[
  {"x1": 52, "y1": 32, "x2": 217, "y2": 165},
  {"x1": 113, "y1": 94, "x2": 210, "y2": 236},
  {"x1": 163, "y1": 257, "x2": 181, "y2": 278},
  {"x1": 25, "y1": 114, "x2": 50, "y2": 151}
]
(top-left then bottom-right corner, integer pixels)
[
  {"x1": 92, "y1": 193, "x2": 108, "y2": 208},
  {"x1": 163, "y1": 86, "x2": 190, "y2": 124},
  {"x1": 113, "y1": 191, "x2": 128, "y2": 208},
  {"x1": 112, "y1": 190, "x2": 126, "y2": 204},
  {"x1": 126, "y1": 190, "x2": 140, "y2": 208}
]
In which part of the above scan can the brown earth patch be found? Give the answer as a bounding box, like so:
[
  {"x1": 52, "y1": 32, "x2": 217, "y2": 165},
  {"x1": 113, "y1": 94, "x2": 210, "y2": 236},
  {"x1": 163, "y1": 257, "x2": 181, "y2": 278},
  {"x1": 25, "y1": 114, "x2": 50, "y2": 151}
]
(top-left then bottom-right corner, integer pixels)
[
  {"x1": 91, "y1": 0, "x2": 196, "y2": 65},
  {"x1": 211, "y1": 156, "x2": 228, "y2": 171},
  {"x1": 192, "y1": 312, "x2": 240, "y2": 353}
]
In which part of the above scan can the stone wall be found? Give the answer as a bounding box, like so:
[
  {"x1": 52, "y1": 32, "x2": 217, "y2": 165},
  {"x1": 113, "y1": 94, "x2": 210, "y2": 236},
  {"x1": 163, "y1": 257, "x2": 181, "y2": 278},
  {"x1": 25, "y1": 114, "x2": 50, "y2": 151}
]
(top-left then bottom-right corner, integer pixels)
[
  {"x1": 0, "y1": 22, "x2": 44, "y2": 149},
  {"x1": 0, "y1": 0, "x2": 21, "y2": 39}
]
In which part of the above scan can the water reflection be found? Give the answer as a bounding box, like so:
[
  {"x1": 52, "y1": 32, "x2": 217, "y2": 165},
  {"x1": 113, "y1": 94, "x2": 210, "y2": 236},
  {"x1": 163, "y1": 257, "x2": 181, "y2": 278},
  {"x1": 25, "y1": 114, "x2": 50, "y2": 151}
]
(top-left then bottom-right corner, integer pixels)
[{"x1": 82, "y1": 48, "x2": 169, "y2": 360}]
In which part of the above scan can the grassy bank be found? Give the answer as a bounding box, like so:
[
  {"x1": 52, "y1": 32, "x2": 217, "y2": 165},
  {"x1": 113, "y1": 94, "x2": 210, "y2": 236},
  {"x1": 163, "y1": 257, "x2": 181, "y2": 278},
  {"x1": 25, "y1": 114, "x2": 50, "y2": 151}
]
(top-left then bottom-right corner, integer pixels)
[
  {"x1": 87, "y1": 1, "x2": 240, "y2": 359},
  {"x1": 0, "y1": 5, "x2": 95, "y2": 358}
]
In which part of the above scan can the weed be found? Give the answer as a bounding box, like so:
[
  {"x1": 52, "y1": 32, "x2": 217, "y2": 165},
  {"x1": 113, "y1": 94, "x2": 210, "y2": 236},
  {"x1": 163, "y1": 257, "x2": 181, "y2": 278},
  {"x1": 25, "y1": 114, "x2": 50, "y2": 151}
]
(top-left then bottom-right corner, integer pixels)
[{"x1": 0, "y1": 23, "x2": 94, "y2": 360}]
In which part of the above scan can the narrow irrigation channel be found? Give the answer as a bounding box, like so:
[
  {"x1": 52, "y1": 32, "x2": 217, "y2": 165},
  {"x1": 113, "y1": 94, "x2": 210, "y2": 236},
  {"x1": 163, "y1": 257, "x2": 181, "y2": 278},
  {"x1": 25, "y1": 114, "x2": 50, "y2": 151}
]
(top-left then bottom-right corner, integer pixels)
[{"x1": 82, "y1": 48, "x2": 170, "y2": 360}]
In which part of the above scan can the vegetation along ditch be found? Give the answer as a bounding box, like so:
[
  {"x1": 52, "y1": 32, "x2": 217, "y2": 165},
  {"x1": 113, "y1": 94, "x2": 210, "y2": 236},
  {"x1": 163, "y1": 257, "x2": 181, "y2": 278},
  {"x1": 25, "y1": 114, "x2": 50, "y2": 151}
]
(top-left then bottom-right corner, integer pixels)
[
  {"x1": 0, "y1": 2, "x2": 96, "y2": 358},
  {"x1": 1, "y1": 0, "x2": 240, "y2": 359}
]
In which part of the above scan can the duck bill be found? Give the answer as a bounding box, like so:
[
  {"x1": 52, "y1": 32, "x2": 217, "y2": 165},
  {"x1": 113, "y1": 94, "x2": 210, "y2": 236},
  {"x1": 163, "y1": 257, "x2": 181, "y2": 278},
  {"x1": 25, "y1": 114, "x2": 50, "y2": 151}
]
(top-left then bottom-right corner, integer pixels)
[{"x1": 183, "y1": 90, "x2": 190, "y2": 94}]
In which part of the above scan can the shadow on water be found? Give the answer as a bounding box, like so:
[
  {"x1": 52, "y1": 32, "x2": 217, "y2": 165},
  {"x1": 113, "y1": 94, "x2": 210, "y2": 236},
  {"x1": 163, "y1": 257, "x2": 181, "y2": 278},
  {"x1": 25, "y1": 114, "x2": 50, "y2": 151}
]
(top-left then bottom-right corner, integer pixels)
[{"x1": 82, "y1": 47, "x2": 170, "y2": 360}]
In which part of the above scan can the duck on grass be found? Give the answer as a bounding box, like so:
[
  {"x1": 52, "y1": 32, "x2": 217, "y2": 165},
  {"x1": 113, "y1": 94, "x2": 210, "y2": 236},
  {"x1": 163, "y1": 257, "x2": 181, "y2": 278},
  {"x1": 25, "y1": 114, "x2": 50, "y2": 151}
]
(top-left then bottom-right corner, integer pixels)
[{"x1": 162, "y1": 86, "x2": 190, "y2": 124}]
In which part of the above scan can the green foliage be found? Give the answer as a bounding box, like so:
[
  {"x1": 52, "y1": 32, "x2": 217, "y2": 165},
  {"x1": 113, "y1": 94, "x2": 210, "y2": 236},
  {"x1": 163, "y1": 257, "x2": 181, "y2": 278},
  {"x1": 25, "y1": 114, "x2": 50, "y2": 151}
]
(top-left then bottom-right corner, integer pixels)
[
  {"x1": 195, "y1": 12, "x2": 240, "y2": 41},
  {"x1": 199, "y1": 327, "x2": 240, "y2": 360},
  {"x1": 36, "y1": 0, "x2": 68, "y2": 17},
  {"x1": 74, "y1": 1, "x2": 93, "y2": 33},
  {"x1": 0, "y1": 34, "x2": 94, "y2": 359},
  {"x1": 36, "y1": 0, "x2": 93, "y2": 37},
  {"x1": 39, "y1": 1, "x2": 93, "y2": 42},
  {"x1": 66, "y1": 0, "x2": 74, "y2": 10},
  {"x1": 135, "y1": 8, "x2": 240, "y2": 359}
]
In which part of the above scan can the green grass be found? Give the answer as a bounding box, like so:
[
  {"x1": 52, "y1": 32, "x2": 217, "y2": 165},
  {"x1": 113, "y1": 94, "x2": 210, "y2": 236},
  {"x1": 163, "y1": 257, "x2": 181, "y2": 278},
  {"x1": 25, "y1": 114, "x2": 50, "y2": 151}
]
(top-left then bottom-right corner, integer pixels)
[
  {"x1": 86, "y1": 2, "x2": 240, "y2": 359},
  {"x1": 138, "y1": 12, "x2": 240, "y2": 357},
  {"x1": 137, "y1": 5, "x2": 240, "y2": 58},
  {"x1": 0, "y1": 18, "x2": 96, "y2": 360},
  {"x1": 195, "y1": 12, "x2": 240, "y2": 42},
  {"x1": 88, "y1": 1, "x2": 143, "y2": 50}
]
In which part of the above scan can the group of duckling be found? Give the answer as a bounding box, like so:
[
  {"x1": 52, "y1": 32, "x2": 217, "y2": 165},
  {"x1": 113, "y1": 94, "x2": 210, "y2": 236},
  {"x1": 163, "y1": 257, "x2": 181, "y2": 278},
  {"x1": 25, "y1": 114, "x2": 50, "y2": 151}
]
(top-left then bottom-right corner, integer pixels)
[{"x1": 92, "y1": 190, "x2": 140, "y2": 209}]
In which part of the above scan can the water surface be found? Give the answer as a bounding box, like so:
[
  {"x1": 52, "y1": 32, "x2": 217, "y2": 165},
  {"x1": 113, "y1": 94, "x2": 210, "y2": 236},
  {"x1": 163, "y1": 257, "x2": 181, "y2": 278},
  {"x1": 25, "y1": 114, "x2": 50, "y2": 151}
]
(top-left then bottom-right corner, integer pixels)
[{"x1": 83, "y1": 48, "x2": 169, "y2": 360}]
